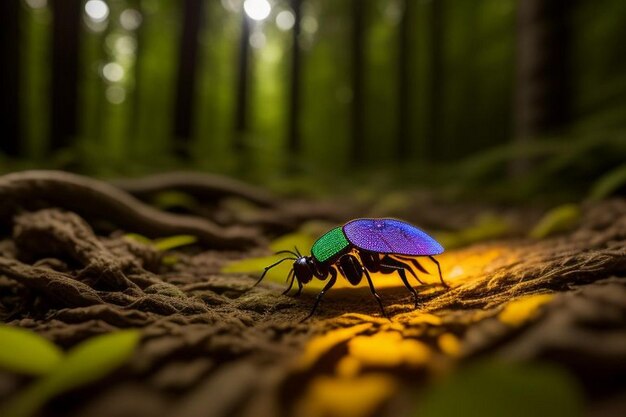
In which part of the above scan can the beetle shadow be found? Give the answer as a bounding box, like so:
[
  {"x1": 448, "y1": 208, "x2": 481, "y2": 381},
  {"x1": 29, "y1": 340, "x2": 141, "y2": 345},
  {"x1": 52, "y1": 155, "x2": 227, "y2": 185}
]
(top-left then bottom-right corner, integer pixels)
[{"x1": 297, "y1": 284, "x2": 447, "y2": 320}]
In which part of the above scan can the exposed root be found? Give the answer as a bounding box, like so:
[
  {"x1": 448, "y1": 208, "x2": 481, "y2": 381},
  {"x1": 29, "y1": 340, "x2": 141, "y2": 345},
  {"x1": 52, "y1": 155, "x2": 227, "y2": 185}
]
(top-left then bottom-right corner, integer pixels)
[{"x1": 0, "y1": 170, "x2": 263, "y2": 249}]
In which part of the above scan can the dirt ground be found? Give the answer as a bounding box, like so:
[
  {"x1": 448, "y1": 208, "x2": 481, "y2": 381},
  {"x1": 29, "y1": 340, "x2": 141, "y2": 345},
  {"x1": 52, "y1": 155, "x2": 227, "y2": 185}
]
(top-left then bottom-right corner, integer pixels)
[{"x1": 0, "y1": 171, "x2": 625, "y2": 417}]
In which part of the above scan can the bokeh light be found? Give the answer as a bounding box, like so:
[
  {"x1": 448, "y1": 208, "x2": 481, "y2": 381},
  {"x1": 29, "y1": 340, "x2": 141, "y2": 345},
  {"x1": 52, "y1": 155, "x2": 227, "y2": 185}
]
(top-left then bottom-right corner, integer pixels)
[
  {"x1": 249, "y1": 32, "x2": 266, "y2": 49},
  {"x1": 243, "y1": 0, "x2": 271, "y2": 21},
  {"x1": 276, "y1": 10, "x2": 295, "y2": 31},
  {"x1": 102, "y1": 62, "x2": 124, "y2": 82},
  {"x1": 105, "y1": 86, "x2": 126, "y2": 104},
  {"x1": 24, "y1": 0, "x2": 47, "y2": 9},
  {"x1": 120, "y1": 9, "x2": 142, "y2": 31},
  {"x1": 84, "y1": 0, "x2": 109, "y2": 23}
]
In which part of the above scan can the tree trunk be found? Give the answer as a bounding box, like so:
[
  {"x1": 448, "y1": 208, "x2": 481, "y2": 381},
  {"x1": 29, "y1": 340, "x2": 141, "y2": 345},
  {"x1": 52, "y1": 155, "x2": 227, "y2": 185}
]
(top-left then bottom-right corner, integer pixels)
[
  {"x1": 396, "y1": 0, "x2": 412, "y2": 160},
  {"x1": 173, "y1": 0, "x2": 205, "y2": 157},
  {"x1": 350, "y1": 0, "x2": 366, "y2": 165},
  {"x1": 287, "y1": 0, "x2": 303, "y2": 158},
  {"x1": 512, "y1": 0, "x2": 573, "y2": 175},
  {"x1": 50, "y1": 0, "x2": 81, "y2": 151},
  {"x1": 428, "y1": 0, "x2": 443, "y2": 161},
  {"x1": 0, "y1": 0, "x2": 20, "y2": 156},
  {"x1": 234, "y1": 14, "x2": 251, "y2": 152}
]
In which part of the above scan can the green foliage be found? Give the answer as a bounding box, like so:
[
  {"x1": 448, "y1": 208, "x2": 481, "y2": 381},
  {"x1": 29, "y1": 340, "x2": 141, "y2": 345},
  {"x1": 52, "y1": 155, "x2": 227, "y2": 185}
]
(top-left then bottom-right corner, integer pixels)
[
  {"x1": 589, "y1": 163, "x2": 626, "y2": 201},
  {"x1": 2, "y1": 330, "x2": 140, "y2": 417},
  {"x1": 0, "y1": 326, "x2": 63, "y2": 376},
  {"x1": 529, "y1": 204, "x2": 581, "y2": 239},
  {"x1": 435, "y1": 214, "x2": 511, "y2": 249},
  {"x1": 414, "y1": 361, "x2": 583, "y2": 417},
  {"x1": 150, "y1": 191, "x2": 198, "y2": 211}
]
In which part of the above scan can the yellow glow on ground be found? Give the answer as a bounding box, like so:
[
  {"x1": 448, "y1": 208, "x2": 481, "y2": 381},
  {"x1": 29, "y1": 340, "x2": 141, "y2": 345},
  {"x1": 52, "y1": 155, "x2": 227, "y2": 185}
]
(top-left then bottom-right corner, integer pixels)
[
  {"x1": 438, "y1": 333, "x2": 462, "y2": 357},
  {"x1": 293, "y1": 374, "x2": 398, "y2": 417},
  {"x1": 436, "y1": 247, "x2": 511, "y2": 285},
  {"x1": 498, "y1": 294, "x2": 554, "y2": 327},
  {"x1": 296, "y1": 323, "x2": 372, "y2": 370},
  {"x1": 348, "y1": 332, "x2": 432, "y2": 368}
]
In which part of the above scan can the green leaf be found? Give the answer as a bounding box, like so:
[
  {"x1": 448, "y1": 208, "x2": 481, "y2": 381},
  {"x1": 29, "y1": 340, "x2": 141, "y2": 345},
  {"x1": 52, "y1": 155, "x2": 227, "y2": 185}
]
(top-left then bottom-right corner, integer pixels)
[
  {"x1": 589, "y1": 163, "x2": 626, "y2": 201},
  {"x1": 414, "y1": 361, "x2": 583, "y2": 417},
  {"x1": 529, "y1": 204, "x2": 581, "y2": 239},
  {"x1": 153, "y1": 235, "x2": 198, "y2": 251},
  {"x1": 150, "y1": 191, "x2": 197, "y2": 211},
  {"x1": 0, "y1": 326, "x2": 63, "y2": 375},
  {"x1": 123, "y1": 233, "x2": 152, "y2": 245},
  {"x1": 2, "y1": 330, "x2": 140, "y2": 417}
]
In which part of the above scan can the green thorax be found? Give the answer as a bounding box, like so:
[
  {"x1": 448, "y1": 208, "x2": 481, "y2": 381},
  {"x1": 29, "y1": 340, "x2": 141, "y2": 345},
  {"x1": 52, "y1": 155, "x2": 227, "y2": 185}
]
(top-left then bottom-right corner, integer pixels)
[{"x1": 311, "y1": 226, "x2": 350, "y2": 263}]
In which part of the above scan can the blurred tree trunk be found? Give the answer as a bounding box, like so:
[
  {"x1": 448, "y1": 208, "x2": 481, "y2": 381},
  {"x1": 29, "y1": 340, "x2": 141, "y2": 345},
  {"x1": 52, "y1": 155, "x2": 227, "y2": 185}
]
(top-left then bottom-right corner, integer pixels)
[
  {"x1": 129, "y1": 0, "x2": 144, "y2": 153},
  {"x1": 234, "y1": 15, "x2": 251, "y2": 152},
  {"x1": 173, "y1": 0, "x2": 205, "y2": 157},
  {"x1": 396, "y1": 0, "x2": 412, "y2": 160},
  {"x1": 512, "y1": 0, "x2": 573, "y2": 175},
  {"x1": 350, "y1": 0, "x2": 365, "y2": 165},
  {"x1": 0, "y1": 0, "x2": 20, "y2": 156},
  {"x1": 287, "y1": 0, "x2": 302, "y2": 158},
  {"x1": 428, "y1": 0, "x2": 443, "y2": 161},
  {"x1": 50, "y1": 0, "x2": 81, "y2": 151}
]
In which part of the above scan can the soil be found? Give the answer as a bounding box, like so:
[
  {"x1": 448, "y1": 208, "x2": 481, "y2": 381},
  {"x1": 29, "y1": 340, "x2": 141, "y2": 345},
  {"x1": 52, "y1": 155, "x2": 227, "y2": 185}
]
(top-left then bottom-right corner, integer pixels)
[{"x1": 0, "y1": 171, "x2": 625, "y2": 417}]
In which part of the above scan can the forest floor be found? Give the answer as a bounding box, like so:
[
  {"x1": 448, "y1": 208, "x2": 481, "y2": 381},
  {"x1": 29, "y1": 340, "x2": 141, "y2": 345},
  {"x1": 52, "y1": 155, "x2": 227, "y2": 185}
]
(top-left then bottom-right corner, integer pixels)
[{"x1": 0, "y1": 171, "x2": 625, "y2": 417}]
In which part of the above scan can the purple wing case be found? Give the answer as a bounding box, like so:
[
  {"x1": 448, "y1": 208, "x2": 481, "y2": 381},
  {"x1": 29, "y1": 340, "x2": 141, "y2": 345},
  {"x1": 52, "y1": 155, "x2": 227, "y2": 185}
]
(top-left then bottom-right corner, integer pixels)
[{"x1": 343, "y1": 218, "x2": 444, "y2": 256}]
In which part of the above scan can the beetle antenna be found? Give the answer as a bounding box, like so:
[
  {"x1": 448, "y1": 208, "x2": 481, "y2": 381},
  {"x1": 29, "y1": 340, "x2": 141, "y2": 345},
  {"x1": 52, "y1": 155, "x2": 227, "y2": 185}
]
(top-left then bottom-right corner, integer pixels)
[
  {"x1": 275, "y1": 250, "x2": 299, "y2": 257},
  {"x1": 252, "y1": 257, "x2": 296, "y2": 288},
  {"x1": 294, "y1": 246, "x2": 302, "y2": 257}
]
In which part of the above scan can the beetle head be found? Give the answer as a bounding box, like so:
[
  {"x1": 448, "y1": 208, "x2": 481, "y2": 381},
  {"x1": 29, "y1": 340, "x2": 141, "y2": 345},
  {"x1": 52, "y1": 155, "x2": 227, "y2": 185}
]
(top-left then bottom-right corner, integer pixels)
[{"x1": 293, "y1": 256, "x2": 314, "y2": 284}]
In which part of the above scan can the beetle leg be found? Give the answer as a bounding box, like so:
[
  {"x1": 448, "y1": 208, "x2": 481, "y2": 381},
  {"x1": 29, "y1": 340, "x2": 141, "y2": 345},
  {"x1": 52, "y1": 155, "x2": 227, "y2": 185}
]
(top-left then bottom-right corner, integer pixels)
[
  {"x1": 294, "y1": 279, "x2": 304, "y2": 297},
  {"x1": 428, "y1": 256, "x2": 449, "y2": 288},
  {"x1": 301, "y1": 267, "x2": 337, "y2": 322},
  {"x1": 379, "y1": 261, "x2": 420, "y2": 308},
  {"x1": 282, "y1": 269, "x2": 295, "y2": 295},
  {"x1": 382, "y1": 255, "x2": 425, "y2": 285},
  {"x1": 394, "y1": 255, "x2": 430, "y2": 275},
  {"x1": 363, "y1": 268, "x2": 388, "y2": 318}
]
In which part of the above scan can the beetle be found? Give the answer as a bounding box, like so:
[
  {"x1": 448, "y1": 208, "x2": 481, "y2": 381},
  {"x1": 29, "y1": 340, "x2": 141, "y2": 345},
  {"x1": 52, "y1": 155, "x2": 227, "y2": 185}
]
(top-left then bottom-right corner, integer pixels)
[{"x1": 254, "y1": 218, "x2": 448, "y2": 319}]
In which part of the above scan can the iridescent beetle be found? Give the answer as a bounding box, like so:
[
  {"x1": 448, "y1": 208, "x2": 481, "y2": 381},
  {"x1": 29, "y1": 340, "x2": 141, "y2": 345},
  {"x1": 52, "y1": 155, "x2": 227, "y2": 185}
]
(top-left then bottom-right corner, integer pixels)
[{"x1": 254, "y1": 218, "x2": 448, "y2": 319}]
